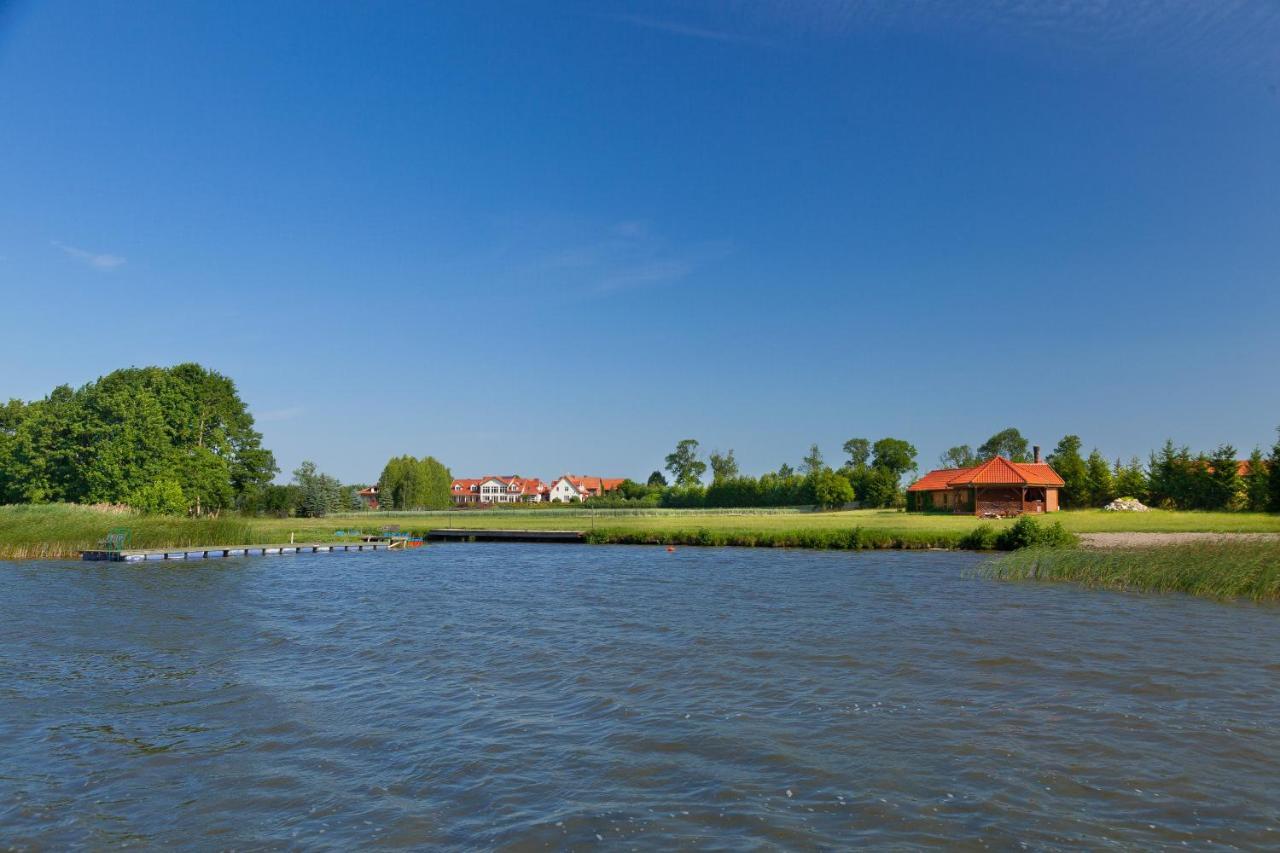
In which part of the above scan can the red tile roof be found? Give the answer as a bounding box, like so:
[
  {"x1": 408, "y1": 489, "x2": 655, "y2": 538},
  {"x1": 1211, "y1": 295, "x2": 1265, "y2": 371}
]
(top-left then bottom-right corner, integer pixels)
[
  {"x1": 907, "y1": 467, "x2": 970, "y2": 492},
  {"x1": 567, "y1": 476, "x2": 625, "y2": 493},
  {"x1": 520, "y1": 478, "x2": 549, "y2": 495},
  {"x1": 908, "y1": 457, "x2": 1064, "y2": 491}
]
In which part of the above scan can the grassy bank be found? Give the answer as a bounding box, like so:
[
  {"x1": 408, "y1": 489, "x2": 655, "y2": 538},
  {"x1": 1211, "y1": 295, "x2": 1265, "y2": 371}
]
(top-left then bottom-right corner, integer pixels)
[
  {"x1": 2, "y1": 503, "x2": 1278, "y2": 559},
  {"x1": 980, "y1": 541, "x2": 1280, "y2": 602},
  {"x1": 583, "y1": 526, "x2": 969, "y2": 550}
]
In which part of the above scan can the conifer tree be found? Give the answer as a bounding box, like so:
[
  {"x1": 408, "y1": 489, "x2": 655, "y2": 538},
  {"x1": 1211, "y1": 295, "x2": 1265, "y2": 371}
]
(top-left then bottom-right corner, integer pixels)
[
  {"x1": 1243, "y1": 447, "x2": 1270, "y2": 512},
  {"x1": 1085, "y1": 449, "x2": 1114, "y2": 507},
  {"x1": 1206, "y1": 444, "x2": 1241, "y2": 511},
  {"x1": 1048, "y1": 435, "x2": 1088, "y2": 507},
  {"x1": 1268, "y1": 428, "x2": 1280, "y2": 513}
]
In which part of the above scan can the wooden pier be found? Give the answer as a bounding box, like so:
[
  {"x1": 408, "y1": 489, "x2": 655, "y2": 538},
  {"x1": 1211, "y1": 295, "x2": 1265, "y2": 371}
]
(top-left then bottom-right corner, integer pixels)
[
  {"x1": 80, "y1": 541, "x2": 393, "y2": 562},
  {"x1": 426, "y1": 529, "x2": 585, "y2": 543}
]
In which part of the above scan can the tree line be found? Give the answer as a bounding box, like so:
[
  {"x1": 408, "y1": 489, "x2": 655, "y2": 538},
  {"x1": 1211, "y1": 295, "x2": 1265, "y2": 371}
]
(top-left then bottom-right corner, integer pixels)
[
  {"x1": 0, "y1": 365, "x2": 278, "y2": 514},
  {"x1": 587, "y1": 436, "x2": 921, "y2": 510},
  {"x1": 944, "y1": 426, "x2": 1280, "y2": 512},
  {"x1": 0, "y1": 364, "x2": 384, "y2": 518},
  {"x1": 592, "y1": 426, "x2": 1280, "y2": 513},
  {"x1": 4, "y1": 366, "x2": 1275, "y2": 516},
  {"x1": 1047, "y1": 435, "x2": 1280, "y2": 512}
]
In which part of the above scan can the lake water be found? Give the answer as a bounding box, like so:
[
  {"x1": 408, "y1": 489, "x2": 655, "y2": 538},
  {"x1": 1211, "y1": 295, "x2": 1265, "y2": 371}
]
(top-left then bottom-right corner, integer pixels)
[{"x1": 2, "y1": 544, "x2": 1278, "y2": 848}]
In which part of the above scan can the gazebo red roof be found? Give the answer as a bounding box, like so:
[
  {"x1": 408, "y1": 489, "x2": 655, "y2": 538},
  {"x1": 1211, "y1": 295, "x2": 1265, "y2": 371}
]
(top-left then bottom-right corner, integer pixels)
[{"x1": 908, "y1": 456, "x2": 1064, "y2": 491}]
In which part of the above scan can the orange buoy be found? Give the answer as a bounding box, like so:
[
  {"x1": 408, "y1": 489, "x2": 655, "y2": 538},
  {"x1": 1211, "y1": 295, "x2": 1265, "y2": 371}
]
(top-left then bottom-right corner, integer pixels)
[{"x1": 666, "y1": 546, "x2": 676, "y2": 552}]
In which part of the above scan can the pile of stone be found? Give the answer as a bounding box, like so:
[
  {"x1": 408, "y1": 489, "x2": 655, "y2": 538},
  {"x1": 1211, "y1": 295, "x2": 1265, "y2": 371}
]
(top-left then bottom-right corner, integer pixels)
[{"x1": 1103, "y1": 497, "x2": 1150, "y2": 512}]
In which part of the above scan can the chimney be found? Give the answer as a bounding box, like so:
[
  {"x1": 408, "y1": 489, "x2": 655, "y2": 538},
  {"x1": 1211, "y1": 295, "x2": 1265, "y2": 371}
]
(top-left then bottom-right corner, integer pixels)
[{"x1": 1033, "y1": 445, "x2": 1042, "y2": 464}]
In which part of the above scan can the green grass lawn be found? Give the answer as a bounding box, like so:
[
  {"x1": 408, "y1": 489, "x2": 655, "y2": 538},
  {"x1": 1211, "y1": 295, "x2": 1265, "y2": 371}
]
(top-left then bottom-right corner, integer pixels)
[{"x1": 2, "y1": 503, "x2": 1278, "y2": 558}]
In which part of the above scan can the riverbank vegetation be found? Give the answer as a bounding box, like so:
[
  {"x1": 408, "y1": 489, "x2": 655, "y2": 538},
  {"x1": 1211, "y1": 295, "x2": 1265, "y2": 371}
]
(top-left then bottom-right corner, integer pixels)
[
  {"x1": 981, "y1": 541, "x2": 1280, "y2": 602},
  {"x1": 3, "y1": 503, "x2": 1277, "y2": 560},
  {"x1": 586, "y1": 515, "x2": 1075, "y2": 550}
]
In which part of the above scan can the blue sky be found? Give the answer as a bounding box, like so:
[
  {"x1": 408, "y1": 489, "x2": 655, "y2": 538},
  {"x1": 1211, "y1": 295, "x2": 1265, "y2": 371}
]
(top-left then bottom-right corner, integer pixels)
[{"x1": 2, "y1": 0, "x2": 1278, "y2": 483}]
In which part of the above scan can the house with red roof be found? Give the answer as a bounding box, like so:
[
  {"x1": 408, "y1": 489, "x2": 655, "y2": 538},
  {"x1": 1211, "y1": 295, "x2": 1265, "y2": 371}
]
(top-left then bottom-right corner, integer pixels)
[
  {"x1": 908, "y1": 447, "x2": 1064, "y2": 516},
  {"x1": 451, "y1": 476, "x2": 550, "y2": 505},
  {"x1": 548, "y1": 475, "x2": 626, "y2": 503},
  {"x1": 356, "y1": 486, "x2": 379, "y2": 510}
]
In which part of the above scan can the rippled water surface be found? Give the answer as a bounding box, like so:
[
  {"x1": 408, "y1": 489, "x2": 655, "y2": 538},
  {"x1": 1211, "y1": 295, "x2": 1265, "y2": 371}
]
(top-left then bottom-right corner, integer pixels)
[{"x1": 2, "y1": 545, "x2": 1279, "y2": 848}]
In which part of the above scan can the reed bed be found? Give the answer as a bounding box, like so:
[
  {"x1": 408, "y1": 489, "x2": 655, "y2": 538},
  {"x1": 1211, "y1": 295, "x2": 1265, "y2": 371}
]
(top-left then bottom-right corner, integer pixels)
[
  {"x1": 0, "y1": 504, "x2": 284, "y2": 559},
  {"x1": 584, "y1": 526, "x2": 970, "y2": 550},
  {"x1": 3, "y1": 503, "x2": 1278, "y2": 561},
  {"x1": 980, "y1": 541, "x2": 1280, "y2": 602}
]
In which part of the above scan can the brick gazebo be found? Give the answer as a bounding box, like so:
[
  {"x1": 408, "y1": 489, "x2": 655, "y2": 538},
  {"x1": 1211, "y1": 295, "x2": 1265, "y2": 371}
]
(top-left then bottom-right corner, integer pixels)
[{"x1": 907, "y1": 453, "x2": 1064, "y2": 516}]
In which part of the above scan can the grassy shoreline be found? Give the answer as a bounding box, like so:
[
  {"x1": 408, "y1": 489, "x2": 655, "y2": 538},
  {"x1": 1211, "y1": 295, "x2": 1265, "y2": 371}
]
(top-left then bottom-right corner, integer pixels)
[
  {"x1": 5, "y1": 504, "x2": 1278, "y2": 602},
  {"x1": 980, "y1": 541, "x2": 1280, "y2": 602},
  {"x1": 2, "y1": 503, "x2": 1279, "y2": 559}
]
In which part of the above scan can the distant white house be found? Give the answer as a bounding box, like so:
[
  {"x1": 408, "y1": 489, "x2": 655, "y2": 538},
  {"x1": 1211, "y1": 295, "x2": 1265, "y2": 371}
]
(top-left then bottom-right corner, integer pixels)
[
  {"x1": 451, "y1": 476, "x2": 549, "y2": 505},
  {"x1": 547, "y1": 475, "x2": 626, "y2": 502}
]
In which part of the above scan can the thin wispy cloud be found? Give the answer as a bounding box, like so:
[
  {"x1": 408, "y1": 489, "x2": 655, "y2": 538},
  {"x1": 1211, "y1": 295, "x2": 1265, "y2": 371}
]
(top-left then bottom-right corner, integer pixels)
[
  {"x1": 612, "y1": 14, "x2": 775, "y2": 47},
  {"x1": 740, "y1": 0, "x2": 1280, "y2": 71},
  {"x1": 596, "y1": 259, "x2": 693, "y2": 293},
  {"x1": 538, "y1": 220, "x2": 730, "y2": 296},
  {"x1": 52, "y1": 240, "x2": 126, "y2": 270}
]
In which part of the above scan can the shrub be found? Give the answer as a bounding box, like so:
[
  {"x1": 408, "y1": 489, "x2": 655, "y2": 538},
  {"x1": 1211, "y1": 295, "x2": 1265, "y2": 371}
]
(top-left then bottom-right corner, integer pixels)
[
  {"x1": 959, "y1": 523, "x2": 998, "y2": 550},
  {"x1": 994, "y1": 516, "x2": 1075, "y2": 550},
  {"x1": 126, "y1": 479, "x2": 187, "y2": 515}
]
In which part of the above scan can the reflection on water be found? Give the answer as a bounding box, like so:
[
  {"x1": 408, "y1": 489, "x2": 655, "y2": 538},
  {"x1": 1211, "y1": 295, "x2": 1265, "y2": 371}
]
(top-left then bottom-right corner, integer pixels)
[{"x1": 1, "y1": 545, "x2": 1278, "y2": 847}]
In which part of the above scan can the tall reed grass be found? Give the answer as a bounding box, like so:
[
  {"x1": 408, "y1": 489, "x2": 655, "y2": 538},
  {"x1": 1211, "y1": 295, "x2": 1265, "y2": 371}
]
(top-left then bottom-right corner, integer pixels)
[
  {"x1": 980, "y1": 542, "x2": 1280, "y2": 601},
  {"x1": 0, "y1": 504, "x2": 280, "y2": 559},
  {"x1": 584, "y1": 526, "x2": 970, "y2": 550}
]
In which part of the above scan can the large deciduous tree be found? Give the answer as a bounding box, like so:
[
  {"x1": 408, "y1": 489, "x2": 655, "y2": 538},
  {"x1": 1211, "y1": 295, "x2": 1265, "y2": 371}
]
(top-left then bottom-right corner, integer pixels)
[
  {"x1": 859, "y1": 437, "x2": 917, "y2": 507},
  {"x1": 376, "y1": 455, "x2": 453, "y2": 510},
  {"x1": 812, "y1": 469, "x2": 855, "y2": 509},
  {"x1": 978, "y1": 428, "x2": 1031, "y2": 462},
  {"x1": 842, "y1": 438, "x2": 871, "y2": 469},
  {"x1": 939, "y1": 445, "x2": 976, "y2": 469},
  {"x1": 664, "y1": 439, "x2": 706, "y2": 486},
  {"x1": 871, "y1": 438, "x2": 917, "y2": 480},
  {"x1": 708, "y1": 449, "x2": 739, "y2": 483},
  {"x1": 801, "y1": 443, "x2": 826, "y2": 476}
]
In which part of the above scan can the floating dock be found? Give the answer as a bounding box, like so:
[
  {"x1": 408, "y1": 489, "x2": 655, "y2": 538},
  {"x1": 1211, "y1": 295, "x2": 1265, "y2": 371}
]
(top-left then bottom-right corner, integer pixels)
[
  {"x1": 81, "y1": 542, "x2": 394, "y2": 562},
  {"x1": 426, "y1": 529, "x2": 585, "y2": 543}
]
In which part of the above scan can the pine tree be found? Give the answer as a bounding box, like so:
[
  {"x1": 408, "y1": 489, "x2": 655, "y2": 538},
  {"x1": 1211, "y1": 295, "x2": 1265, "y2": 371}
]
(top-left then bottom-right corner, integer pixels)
[
  {"x1": 1206, "y1": 444, "x2": 1240, "y2": 511},
  {"x1": 1085, "y1": 449, "x2": 1114, "y2": 507},
  {"x1": 1113, "y1": 456, "x2": 1148, "y2": 502},
  {"x1": 1268, "y1": 428, "x2": 1280, "y2": 513},
  {"x1": 1048, "y1": 435, "x2": 1088, "y2": 508},
  {"x1": 1243, "y1": 447, "x2": 1270, "y2": 512}
]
